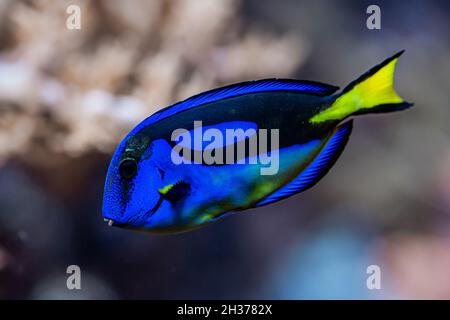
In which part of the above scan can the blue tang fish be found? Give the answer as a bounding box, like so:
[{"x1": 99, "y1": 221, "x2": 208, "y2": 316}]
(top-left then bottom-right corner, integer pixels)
[{"x1": 102, "y1": 51, "x2": 412, "y2": 233}]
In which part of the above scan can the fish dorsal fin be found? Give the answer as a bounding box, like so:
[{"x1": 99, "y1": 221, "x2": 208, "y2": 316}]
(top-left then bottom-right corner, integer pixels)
[
  {"x1": 255, "y1": 120, "x2": 353, "y2": 207},
  {"x1": 131, "y1": 79, "x2": 339, "y2": 134}
]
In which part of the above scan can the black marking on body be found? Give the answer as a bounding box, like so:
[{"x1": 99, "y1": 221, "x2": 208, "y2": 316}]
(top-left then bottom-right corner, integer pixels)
[{"x1": 122, "y1": 91, "x2": 339, "y2": 166}]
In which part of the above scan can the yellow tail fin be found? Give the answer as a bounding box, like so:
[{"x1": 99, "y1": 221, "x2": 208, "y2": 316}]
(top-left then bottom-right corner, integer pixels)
[{"x1": 310, "y1": 51, "x2": 412, "y2": 124}]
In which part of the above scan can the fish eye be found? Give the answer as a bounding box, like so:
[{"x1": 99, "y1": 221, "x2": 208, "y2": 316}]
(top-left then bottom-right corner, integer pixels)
[{"x1": 119, "y1": 158, "x2": 137, "y2": 180}]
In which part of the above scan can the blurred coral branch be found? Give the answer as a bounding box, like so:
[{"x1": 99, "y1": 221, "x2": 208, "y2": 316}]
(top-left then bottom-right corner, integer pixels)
[{"x1": 0, "y1": 0, "x2": 305, "y2": 166}]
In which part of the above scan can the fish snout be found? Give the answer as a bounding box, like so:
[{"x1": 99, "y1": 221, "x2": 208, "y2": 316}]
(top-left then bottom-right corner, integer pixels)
[
  {"x1": 102, "y1": 217, "x2": 131, "y2": 228},
  {"x1": 103, "y1": 218, "x2": 115, "y2": 227}
]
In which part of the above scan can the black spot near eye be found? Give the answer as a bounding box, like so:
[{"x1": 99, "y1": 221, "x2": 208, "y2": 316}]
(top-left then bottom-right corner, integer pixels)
[{"x1": 119, "y1": 158, "x2": 137, "y2": 180}]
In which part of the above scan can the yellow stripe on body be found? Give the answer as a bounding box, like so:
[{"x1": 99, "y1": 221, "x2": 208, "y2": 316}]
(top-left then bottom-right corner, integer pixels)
[{"x1": 158, "y1": 184, "x2": 174, "y2": 195}]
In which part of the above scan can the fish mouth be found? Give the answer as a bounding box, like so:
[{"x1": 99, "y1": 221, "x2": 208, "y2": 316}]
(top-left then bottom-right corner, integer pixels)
[
  {"x1": 104, "y1": 218, "x2": 129, "y2": 228},
  {"x1": 102, "y1": 195, "x2": 164, "y2": 228},
  {"x1": 103, "y1": 218, "x2": 115, "y2": 227}
]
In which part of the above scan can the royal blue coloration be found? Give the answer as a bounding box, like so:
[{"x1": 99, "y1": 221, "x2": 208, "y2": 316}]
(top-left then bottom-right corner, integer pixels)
[
  {"x1": 256, "y1": 121, "x2": 353, "y2": 207},
  {"x1": 121, "y1": 141, "x2": 162, "y2": 223},
  {"x1": 102, "y1": 52, "x2": 412, "y2": 234},
  {"x1": 130, "y1": 79, "x2": 338, "y2": 136},
  {"x1": 102, "y1": 140, "x2": 127, "y2": 218}
]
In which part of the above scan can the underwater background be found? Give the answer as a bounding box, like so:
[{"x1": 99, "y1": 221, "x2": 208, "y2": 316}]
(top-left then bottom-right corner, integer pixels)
[{"x1": 1, "y1": 0, "x2": 450, "y2": 299}]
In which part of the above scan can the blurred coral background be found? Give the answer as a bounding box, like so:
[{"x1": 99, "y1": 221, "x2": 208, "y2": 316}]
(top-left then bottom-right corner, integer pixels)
[{"x1": 0, "y1": 0, "x2": 449, "y2": 299}]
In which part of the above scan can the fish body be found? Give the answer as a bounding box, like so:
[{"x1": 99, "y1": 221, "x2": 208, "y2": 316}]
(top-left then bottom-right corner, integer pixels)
[{"x1": 102, "y1": 51, "x2": 412, "y2": 233}]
